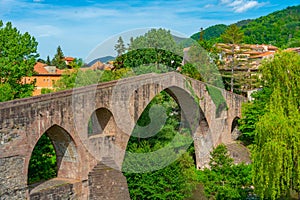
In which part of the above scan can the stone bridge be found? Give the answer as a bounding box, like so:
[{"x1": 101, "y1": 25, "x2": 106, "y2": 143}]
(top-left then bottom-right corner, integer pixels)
[{"x1": 0, "y1": 72, "x2": 246, "y2": 199}]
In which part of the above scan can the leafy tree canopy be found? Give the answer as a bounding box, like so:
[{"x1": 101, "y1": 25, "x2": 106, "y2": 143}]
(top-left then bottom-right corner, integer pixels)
[
  {"x1": 221, "y1": 24, "x2": 244, "y2": 44},
  {"x1": 197, "y1": 144, "x2": 253, "y2": 200},
  {"x1": 238, "y1": 87, "x2": 272, "y2": 145},
  {"x1": 252, "y1": 51, "x2": 300, "y2": 199},
  {"x1": 191, "y1": 5, "x2": 300, "y2": 48},
  {"x1": 114, "y1": 28, "x2": 183, "y2": 71},
  {"x1": 123, "y1": 92, "x2": 197, "y2": 199},
  {"x1": 0, "y1": 21, "x2": 38, "y2": 101},
  {"x1": 191, "y1": 24, "x2": 228, "y2": 42}
]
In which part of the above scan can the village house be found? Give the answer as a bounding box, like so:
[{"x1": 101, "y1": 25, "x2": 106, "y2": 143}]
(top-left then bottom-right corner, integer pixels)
[
  {"x1": 215, "y1": 43, "x2": 278, "y2": 69},
  {"x1": 23, "y1": 62, "x2": 64, "y2": 96},
  {"x1": 24, "y1": 58, "x2": 115, "y2": 96}
]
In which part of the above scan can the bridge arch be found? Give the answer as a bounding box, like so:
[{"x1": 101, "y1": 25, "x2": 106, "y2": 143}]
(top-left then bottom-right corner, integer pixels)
[
  {"x1": 122, "y1": 85, "x2": 214, "y2": 170},
  {"x1": 27, "y1": 124, "x2": 80, "y2": 182},
  {"x1": 87, "y1": 108, "x2": 119, "y2": 161},
  {"x1": 88, "y1": 108, "x2": 117, "y2": 137},
  {"x1": 231, "y1": 117, "x2": 241, "y2": 140}
]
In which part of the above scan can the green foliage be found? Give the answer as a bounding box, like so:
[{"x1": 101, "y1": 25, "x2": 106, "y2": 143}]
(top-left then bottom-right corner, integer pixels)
[
  {"x1": 191, "y1": 6, "x2": 300, "y2": 49},
  {"x1": 129, "y1": 28, "x2": 182, "y2": 54},
  {"x1": 114, "y1": 48, "x2": 182, "y2": 71},
  {"x1": 124, "y1": 149, "x2": 196, "y2": 200},
  {"x1": 242, "y1": 5, "x2": 300, "y2": 48},
  {"x1": 51, "y1": 45, "x2": 67, "y2": 69},
  {"x1": 238, "y1": 88, "x2": 272, "y2": 145},
  {"x1": 252, "y1": 51, "x2": 300, "y2": 199},
  {"x1": 180, "y1": 63, "x2": 202, "y2": 81},
  {"x1": 206, "y1": 85, "x2": 228, "y2": 117},
  {"x1": 123, "y1": 92, "x2": 197, "y2": 199},
  {"x1": 209, "y1": 144, "x2": 234, "y2": 171},
  {"x1": 54, "y1": 68, "x2": 79, "y2": 90},
  {"x1": 114, "y1": 28, "x2": 183, "y2": 71},
  {"x1": 191, "y1": 24, "x2": 228, "y2": 42},
  {"x1": 0, "y1": 83, "x2": 14, "y2": 102},
  {"x1": 0, "y1": 21, "x2": 38, "y2": 101},
  {"x1": 186, "y1": 44, "x2": 224, "y2": 88},
  {"x1": 54, "y1": 65, "x2": 134, "y2": 91},
  {"x1": 221, "y1": 24, "x2": 244, "y2": 44},
  {"x1": 28, "y1": 134, "x2": 57, "y2": 184},
  {"x1": 46, "y1": 55, "x2": 51, "y2": 65},
  {"x1": 41, "y1": 88, "x2": 53, "y2": 94},
  {"x1": 197, "y1": 144, "x2": 253, "y2": 200},
  {"x1": 114, "y1": 36, "x2": 126, "y2": 56}
]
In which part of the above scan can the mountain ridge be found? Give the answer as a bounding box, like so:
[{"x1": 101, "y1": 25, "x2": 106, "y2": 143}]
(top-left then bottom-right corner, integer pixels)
[{"x1": 190, "y1": 5, "x2": 300, "y2": 48}]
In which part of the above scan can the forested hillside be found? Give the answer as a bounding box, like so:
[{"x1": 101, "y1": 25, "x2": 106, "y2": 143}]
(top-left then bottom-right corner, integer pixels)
[
  {"x1": 191, "y1": 5, "x2": 300, "y2": 48},
  {"x1": 191, "y1": 24, "x2": 227, "y2": 42}
]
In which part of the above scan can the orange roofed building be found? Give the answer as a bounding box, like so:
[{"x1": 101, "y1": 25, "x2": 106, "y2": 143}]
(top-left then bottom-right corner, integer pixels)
[{"x1": 23, "y1": 62, "x2": 64, "y2": 96}]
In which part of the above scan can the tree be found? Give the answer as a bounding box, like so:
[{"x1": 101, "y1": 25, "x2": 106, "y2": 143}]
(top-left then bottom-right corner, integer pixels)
[
  {"x1": 46, "y1": 55, "x2": 51, "y2": 65},
  {"x1": 115, "y1": 28, "x2": 182, "y2": 71},
  {"x1": 221, "y1": 24, "x2": 244, "y2": 45},
  {"x1": 123, "y1": 92, "x2": 197, "y2": 200},
  {"x1": 252, "y1": 51, "x2": 300, "y2": 199},
  {"x1": 28, "y1": 134, "x2": 57, "y2": 184},
  {"x1": 0, "y1": 21, "x2": 38, "y2": 101},
  {"x1": 51, "y1": 45, "x2": 67, "y2": 69},
  {"x1": 114, "y1": 36, "x2": 126, "y2": 56},
  {"x1": 180, "y1": 63, "x2": 202, "y2": 81},
  {"x1": 196, "y1": 144, "x2": 253, "y2": 200},
  {"x1": 0, "y1": 83, "x2": 14, "y2": 102},
  {"x1": 238, "y1": 87, "x2": 272, "y2": 145},
  {"x1": 54, "y1": 59, "x2": 134, "y2": 91},
  {"x1": 220, "y1": 24, "x2": 244, "y2": 92}
]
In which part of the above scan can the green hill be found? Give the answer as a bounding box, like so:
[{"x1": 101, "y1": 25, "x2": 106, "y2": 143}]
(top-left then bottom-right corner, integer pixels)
[
  {"x1": 191, "y1": 24, "x2": 227, "y2": 41},
  {"x1": 191, "y1": 5, "x2": 300, "y2": 48},
  {"x1": 242, "y1": 5, "x2": 300, "y2": 47}
]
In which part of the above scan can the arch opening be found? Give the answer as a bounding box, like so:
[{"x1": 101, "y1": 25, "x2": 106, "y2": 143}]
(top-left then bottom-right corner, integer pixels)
[
  {"x1": 28, "y1": 125, "x2": 79, "y2": 187},
  {"x1": 28, "y1": 134, "x2": 57, "y2": 185},
  {"x1": 122, "y1": 86, "x2": 211, "y2": 199},
  {"x1": 231, "y1": 117, "x2": 241, "y2": 141},
  {"x1": 87, "y1": 108, "x2": 118, "y2": 161},
  {"x1": 88, "y1": 108, "x2": 116, "y2": 137}
]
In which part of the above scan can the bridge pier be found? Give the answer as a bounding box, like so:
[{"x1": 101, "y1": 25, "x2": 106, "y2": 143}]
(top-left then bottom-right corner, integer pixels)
[{"x1": 88, "y1": 157, "x2": 130, "y2": 200}]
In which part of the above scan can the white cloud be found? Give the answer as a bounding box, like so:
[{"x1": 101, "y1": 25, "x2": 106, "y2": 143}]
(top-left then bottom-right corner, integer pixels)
[
  {"x1": 229, "y1": 0, "x2": 243, "y2": 7},
  {"x1": 219, "y1": 0, "x2": 265, "y2": 13},
  {"x1": 34, "y1": 25, "x2": 63, "y2": 38},
  {"x1": 234, "y1": 1, "x2": 261, "y2": 12},
  {"x1": 204, "y1": 4, "x2": 214, "y2": 8}
]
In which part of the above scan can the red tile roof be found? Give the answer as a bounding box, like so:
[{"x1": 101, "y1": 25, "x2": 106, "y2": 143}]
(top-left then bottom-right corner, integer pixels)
[
  {"x1": 64, "y1": 57, "x2": 75, "y2": 62},
  {"x1": 34, "y1": 62, "x2": 49, "y2": 74},
  {"x1": 243, "y1": 51, "x2": 261, "y2": 55},
  {"x1": 285, "y1": 47, "x2": 300, "y2": 52},
  {"x1": 250, "y1": 51, "x2": 274, "y2": 59}
]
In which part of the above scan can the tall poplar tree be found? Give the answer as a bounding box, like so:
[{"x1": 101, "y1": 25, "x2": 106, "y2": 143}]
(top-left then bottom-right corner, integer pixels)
[
  {"x1": 220, "y1": 24, "x2": 244, "y2": 92},
  {"x1": 253, "y1": 51, "x2": 300, "y2": 199}
]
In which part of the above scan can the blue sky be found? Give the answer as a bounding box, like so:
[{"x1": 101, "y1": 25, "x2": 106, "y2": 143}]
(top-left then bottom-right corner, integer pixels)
[{"x1": 1, "y1": 0, "x2": 298, "y2": 62}]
